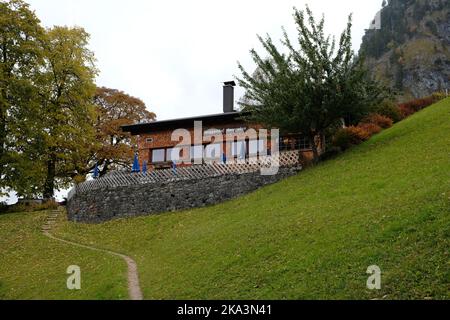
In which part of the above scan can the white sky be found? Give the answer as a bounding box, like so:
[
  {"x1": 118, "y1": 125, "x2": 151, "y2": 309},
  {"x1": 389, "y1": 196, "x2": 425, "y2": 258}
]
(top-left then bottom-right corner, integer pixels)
[
  {"x1": 27, "y1": 0, "x2": 382, "y2": 121},
  {"x1": 2, "y1": 0, "x2": 382, "y2": 204}
]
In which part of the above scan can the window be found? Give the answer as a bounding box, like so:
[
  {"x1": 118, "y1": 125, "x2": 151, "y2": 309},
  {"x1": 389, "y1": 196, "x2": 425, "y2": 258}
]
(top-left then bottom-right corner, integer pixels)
[
  {"x1": 249, "y1": 139, "x2": 267, "y2": 157},
  {"x1": 232, "y1": 141, "x2": 246, "y2": 159},
  {"x1": 280, "y1": 137, "x2": 294, "y2": 151},
  {"x1": 191, "y1": 145, "x2": 204, "y2": 161},
  {"x1": 204, "y1": 144, "x2": 222, "y2": 162},
  {"x1": 167, "y1": 148, "x2": 182, "y2": 162},
  {"x1": 297, "y1": 136, "x2": 312, "y2": 150},
  {"x1": 279, "y1": 136, "x2": 312, "y2": 151},
  {"x1": 152, "y1": 149, "x2": 165, "y2": 163}
]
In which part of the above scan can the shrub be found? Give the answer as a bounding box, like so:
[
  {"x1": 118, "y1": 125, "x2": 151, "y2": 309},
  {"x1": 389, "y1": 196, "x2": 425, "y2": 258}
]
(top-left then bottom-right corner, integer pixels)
[
  {"x1": 319, "y1": 146, "x2": 343, "y2": 161},
  {"x1": 358, "y1": 123, "x2": 383, "y2": 136},
  {"x1": 398, "y1": 95, "x2": 440, "y2": 118},
  {"x1": 409, "y1": 96, "x2": 434, "y2": 111},
  {"x1": 362, "y1": 114, "x2": 393, "y2": 129},
  {"x1": 431, "y1": 92, "x2": 447, "y2": 102},
  {"x1": 36, "y1": 200, "x2": 59, "y2": 211},
  {"x1": 0, "y1": 202, "x2": 8, "y2": 214},
  {"x1": 333, "y1": 126, "x2": 370, "y2": 150},
  {"x1": 2, "y1": 200, "x2": 59, "y2": 214},
  {"x1": 374, "y1": 99, "x2": 402, "y2": 123},
  {"x1": 398, "y1": 104, "x2": 415, "y2": 118}
]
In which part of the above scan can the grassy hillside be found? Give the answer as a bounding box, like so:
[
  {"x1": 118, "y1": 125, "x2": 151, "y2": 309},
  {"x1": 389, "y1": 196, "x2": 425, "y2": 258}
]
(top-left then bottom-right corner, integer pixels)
[
  {"x1": 2, "y1": 98, "x2": 449, "y2": 300},
  {"x1": 52, "y1": 98, "x2": 450, "y2": 300},
  {"x1": 0, "y1": 211, "x2": 127, "y2": 299}
]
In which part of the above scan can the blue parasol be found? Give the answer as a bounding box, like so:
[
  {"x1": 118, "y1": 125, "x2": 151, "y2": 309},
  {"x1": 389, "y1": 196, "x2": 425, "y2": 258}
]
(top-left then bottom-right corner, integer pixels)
[
  {"x1": 93, "y1": 163, "x2": 99, "y2": 179},
  {"x1": 172, "y1": 161, "x2": 177, "y2": 175},
  {"x1": 142, "y1": 161, "x2": 148, "y2": 174},
  {"x1": 131, "y1": 154, "x2": 141, "y2": 173}
]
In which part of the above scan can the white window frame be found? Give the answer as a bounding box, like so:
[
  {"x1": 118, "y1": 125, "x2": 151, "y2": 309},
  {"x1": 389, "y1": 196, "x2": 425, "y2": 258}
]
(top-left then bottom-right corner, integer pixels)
[{"x1": 151, "y1": 149, "x2": 165, "y2": 163}]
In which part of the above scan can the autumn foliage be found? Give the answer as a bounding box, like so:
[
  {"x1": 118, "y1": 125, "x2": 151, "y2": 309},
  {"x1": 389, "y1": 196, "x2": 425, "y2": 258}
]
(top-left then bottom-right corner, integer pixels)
[
  {"x1": 398, "y1": 94, "x2": 445, "y2": 119},
  {"x1": 92, "y1": 87, "x2": 157, "y2": 177},
  {"x1": 332, "y1": 93, "x2": 447, "y2": 153},
  {"x1": 333, "y1": 126, "x2": 371, "y2": 150},
  {"x1": 361, "y1": 114, "x2": 393, "y2": 129},
  {"x1": 358, "y1": 123, "x2": 383, "y2": 136}
]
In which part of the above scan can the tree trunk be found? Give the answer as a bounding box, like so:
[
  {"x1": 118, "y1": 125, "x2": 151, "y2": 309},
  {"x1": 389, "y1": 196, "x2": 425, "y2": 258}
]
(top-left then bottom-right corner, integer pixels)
[
  {"x1": 309, "y1": 135, "x2": 320, "y2": 165},
  {"x1": 0, "y1": 89, "x2": 7, "y2": 179},
  {"x1": 0, "y1": 106, "x2": 5, "y2": 169},
  {"x1": 43, "y1": 153, "x2": 56, "y2": 200},
  {"x1": 100, "y1": 160, "x2": 109, "y2": 178}
]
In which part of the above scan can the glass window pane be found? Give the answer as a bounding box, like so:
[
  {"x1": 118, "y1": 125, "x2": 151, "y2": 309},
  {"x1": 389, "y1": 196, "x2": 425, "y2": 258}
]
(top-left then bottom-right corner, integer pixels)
[
  {"x1": 191, "y1": 145, "x2": 204, "y2": 160},
  {"x1": 232, "y1": 141, "x2": 246, "y2": 158},
  {"x1": 249, "y1": 140, "x2": 258, "y2": 157},
  {"x1": 167, "y1": 148, "x2": 182, "y2": 162},
  {"x1": 259, "y1": 139, "x2": 266, "y2": 153},
  {"x1": 205, "y1": 144, "x2": 222, "y2": 161},
  {"x1": 152, "y1": 149, "x2": 165, "y2": 163}
]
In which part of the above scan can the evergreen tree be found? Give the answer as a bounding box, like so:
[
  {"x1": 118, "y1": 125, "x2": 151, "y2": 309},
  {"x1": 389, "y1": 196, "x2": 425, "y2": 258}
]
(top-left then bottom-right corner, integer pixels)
[{"x1": 237, "y1": 6, "x2": 384, "y2": 163}]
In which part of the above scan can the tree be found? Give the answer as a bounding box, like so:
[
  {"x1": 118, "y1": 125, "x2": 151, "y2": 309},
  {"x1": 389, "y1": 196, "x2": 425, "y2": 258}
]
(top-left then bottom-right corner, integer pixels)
[
  {"x1": 0, "y1": 0, "x2": 44, "y2": 195},
  {"x1": 35, "y1": 26, "x2": 98, "y2": 199},
  {"x1": 237, "y1": 6, "x2": 384, "y2": 163},
  {"x1": 91, "y1": 87, "x2": 156, "y2": 177}
]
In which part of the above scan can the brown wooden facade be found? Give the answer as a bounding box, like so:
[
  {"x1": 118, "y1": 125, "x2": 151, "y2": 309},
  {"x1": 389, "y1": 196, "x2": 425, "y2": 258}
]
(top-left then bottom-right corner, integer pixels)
[{"x1": 122, "y1": 112, "x2": 317, "y2": 171}]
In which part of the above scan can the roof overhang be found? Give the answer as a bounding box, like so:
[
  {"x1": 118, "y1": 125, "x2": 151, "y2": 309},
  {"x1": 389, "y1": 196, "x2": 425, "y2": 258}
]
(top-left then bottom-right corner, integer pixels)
[{"x1": 122, "y1": 111, "x2": 246, "y2": 135}]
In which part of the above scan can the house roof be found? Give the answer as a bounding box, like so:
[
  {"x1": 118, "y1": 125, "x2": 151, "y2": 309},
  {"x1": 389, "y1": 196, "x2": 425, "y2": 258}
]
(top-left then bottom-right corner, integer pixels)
[{"x1": 121, "y1": 111, "x2": 245, "y2": 135}]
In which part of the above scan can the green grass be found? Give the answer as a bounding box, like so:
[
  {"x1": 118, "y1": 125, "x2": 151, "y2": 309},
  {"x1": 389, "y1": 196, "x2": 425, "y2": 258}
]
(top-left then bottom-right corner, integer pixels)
[
  {"x1": 0, "y1": 211, "x2": 127, "y2": 299},
  {"x1": 2, "y1": 98, "x2": 450, "y2": 300},
  {"x1": 53, "y1": 98, "x2": 450, "y2": 300}
]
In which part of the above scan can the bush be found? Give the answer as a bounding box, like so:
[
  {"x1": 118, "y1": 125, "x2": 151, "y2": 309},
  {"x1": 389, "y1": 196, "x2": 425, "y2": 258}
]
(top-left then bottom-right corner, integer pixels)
[
  {"x1": 362, "y1": 114, "x2": 393, "y2": 129},
  {"x1": 319, "y1": 146, "x2": 343, "y2": 161},
  {"x1": 404, "y1": 96, "x2": 434, "y2": 111},
  {"x1": 398, "y1": 104, "x2": 415, "y2": 118},
  {"x1": 398, "y1": 94, "x2": 441, "y2": 118},
  {"x1": 2, "y1": 200, "x2": 59, "y2": 214},
  {"x1": 358, "y1": 123, "x2": 383, "y2": 136},
  {"x1": 374, "y1": 99, "x2": 402, "y2": 123},
  {"x1": 333, "y1": 126, "x2": 370, "y2": 150},
  {"x1": 0, "y1": 202, "x2": 8, "y2": 214},
  {"x1": 431, "y1": 92, "x2": 447, "y2": 102}
]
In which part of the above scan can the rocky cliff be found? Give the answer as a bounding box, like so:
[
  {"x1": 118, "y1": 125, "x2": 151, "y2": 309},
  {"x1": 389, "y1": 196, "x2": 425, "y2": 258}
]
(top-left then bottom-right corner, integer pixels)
[{"x1": 360, "y1": 0, "x2": 450, "y2": 100}]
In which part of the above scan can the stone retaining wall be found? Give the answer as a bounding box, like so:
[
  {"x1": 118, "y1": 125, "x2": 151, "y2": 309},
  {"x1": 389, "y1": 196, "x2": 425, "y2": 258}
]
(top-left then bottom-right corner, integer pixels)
[{"x1": 67, "y1": 167, "x2": 300, "y2": 223}]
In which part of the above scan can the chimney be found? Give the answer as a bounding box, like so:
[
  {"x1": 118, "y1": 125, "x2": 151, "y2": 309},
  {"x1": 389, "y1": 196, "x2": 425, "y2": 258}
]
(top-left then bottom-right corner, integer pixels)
[{"x1": 223, "y1": 81, "x2": 236, "y2": 113}]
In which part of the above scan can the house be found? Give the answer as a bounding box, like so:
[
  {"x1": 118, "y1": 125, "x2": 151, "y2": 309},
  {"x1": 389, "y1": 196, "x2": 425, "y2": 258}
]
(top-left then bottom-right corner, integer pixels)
[{"x1": 121, "y1": 82, "x2": 318, "y2": 171}]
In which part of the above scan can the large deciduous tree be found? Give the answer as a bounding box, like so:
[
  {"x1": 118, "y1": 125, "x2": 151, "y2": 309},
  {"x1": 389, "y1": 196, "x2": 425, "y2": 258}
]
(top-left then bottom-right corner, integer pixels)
[
  {"x1": 0, "y1": 0, "x2": 44, "y2": 194},
  {"x1": 91, "y1": 87, "x2": 156, "y2": 177},
  {"x1": 237, "y1": 6, "x2": 384, "y2": 163},
  {"x1": 36, "y1": 26, "x2": 98, "y2": 199},
  {"x1": 1, "y1": 1, "x2": 157, "y2": 199}
]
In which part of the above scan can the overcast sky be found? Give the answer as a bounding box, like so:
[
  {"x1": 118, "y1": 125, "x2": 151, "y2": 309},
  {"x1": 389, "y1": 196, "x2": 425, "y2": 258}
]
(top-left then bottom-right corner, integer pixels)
[{"x1": 27, "y1": 0, "x2": 382, "y2": 121}]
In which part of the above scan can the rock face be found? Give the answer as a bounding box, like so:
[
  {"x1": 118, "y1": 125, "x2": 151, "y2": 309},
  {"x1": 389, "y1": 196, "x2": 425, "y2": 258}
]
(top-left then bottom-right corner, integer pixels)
[
  {"x1": 67, "y1": 167, "x2": 301, "y2": 223},
  {"x1": 360, "y1": 0, "x2": 450, "y2": 100}
]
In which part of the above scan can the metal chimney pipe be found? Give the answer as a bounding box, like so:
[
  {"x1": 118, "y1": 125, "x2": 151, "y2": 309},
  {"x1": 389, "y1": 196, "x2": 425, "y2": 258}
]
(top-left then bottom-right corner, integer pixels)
[{"x1": 223, "y1": 81, "x2": 236, "y2": 113}]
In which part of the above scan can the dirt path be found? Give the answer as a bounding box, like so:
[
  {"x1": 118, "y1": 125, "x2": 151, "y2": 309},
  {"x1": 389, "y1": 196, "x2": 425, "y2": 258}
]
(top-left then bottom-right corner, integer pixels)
[{"x1": 42, "y1": 209, "x2": 143, "y2": 300}]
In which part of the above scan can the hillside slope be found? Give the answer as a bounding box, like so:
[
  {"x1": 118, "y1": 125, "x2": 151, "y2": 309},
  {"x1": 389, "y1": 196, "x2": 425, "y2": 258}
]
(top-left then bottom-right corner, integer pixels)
[
  {"x1": 361, "y1": 0, "x2": 450, "y2": 100},
  {"x1": 0, "y1": 211, "x2": 127, "y2": 299},
  {"x1": 55, "y1": 98, "x2": 450, "y2": 300}
]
